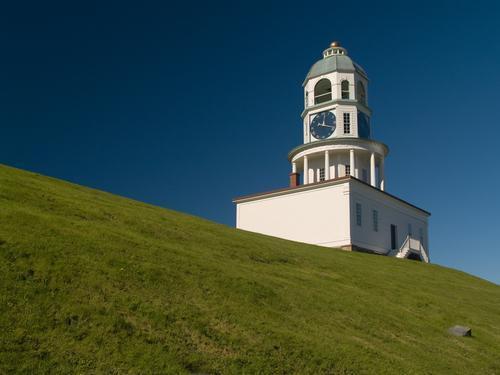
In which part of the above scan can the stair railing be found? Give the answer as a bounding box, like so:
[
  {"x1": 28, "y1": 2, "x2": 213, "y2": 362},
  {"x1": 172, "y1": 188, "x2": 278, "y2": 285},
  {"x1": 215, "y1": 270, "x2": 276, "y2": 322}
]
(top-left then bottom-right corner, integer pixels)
[{"x1": 391, "y1": 235, "x2": 429, "y2": 263}]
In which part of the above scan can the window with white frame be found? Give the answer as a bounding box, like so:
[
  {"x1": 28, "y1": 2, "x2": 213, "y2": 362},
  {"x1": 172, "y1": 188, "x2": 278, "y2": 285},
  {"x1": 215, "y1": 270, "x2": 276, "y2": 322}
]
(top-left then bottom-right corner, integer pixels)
[
  {"x1": 372, "y1": 210, "x2": 378, "y2": 232},
  {"x1": 345, "y1": 164, "x2": 350, "y2": 176},
  {"x1": 356, "y1": 203, "x2": 362, "y2": 226},
  {"x1": 319, "y1": 168, "x2": 325, "y2": 181},
  {"x1": 343, "y1": 113, "x2": 351, "y2": 134}
]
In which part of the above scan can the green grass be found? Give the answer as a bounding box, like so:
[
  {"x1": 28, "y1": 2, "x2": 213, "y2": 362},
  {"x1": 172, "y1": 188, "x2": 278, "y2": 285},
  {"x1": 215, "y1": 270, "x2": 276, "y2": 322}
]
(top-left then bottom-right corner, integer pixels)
[{"x1": 0, "y1": 164, "x2": 499, "y2": 374}]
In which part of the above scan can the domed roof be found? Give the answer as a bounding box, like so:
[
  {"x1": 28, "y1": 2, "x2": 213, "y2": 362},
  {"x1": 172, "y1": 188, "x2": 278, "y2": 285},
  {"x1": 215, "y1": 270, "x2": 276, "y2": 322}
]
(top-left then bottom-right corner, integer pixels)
[{"x1": 305, "y1": 42, "x2": 367, "y2": 82}]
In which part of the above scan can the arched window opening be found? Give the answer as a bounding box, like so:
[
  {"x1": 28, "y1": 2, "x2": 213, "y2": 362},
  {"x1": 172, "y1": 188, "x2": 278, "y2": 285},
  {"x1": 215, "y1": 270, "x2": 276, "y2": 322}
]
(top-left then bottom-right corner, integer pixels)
[
  {"x1": 357, "y1": 81, "x2": 366, "y2": 105},
  {"x1": 314, "y1": 79, "x2": 332, "y2": 105},
  {"x1": 341, "y1": 80, "x2": 350, "y2": 99}
]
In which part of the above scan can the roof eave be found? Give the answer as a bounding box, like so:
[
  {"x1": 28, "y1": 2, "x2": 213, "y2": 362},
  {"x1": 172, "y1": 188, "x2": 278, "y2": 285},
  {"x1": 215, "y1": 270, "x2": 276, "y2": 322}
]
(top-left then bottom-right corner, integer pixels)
[
  {"x1": 287, "y1": 137, "x2": 389, "y2": 161},
  {"x1": 300, "y1": 100, "x2": 372, "y2": 119},
  {"x1": 233, "y1": 176, "x2": 431, "y2": 217}
]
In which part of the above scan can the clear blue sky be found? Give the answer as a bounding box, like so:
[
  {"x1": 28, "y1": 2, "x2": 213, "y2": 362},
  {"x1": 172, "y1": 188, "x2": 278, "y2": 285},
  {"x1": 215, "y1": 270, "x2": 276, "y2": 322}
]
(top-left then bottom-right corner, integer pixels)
[{"x1": 1, "y1": 0, "x2": 499, "y2": 284}]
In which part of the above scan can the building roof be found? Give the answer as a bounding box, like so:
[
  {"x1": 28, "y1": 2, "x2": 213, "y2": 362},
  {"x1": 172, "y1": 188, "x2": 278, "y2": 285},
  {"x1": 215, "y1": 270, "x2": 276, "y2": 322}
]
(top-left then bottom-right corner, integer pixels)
[
  {"x1": 306, "y1": 55, "x2": 367, "y2": 81},
  {"x1": 304, "y1": 42, "x2": 368, "y2": 84},
  {"x1": 233, "y1": 176, "x2": 431, "y2": 216}
]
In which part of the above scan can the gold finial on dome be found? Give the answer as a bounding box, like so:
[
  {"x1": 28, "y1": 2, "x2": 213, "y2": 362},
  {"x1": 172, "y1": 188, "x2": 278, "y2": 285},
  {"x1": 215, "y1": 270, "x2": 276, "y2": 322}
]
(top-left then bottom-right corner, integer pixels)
[{"x1": 323, "y1": 41, "x2": 347, "y2": 58}]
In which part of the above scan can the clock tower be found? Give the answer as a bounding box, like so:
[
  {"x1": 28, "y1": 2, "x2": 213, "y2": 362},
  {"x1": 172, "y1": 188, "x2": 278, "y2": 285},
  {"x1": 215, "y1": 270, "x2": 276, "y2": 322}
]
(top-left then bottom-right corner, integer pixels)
[
  {"x1": 289, "y1": 41, "x2": 387, "y2": 189},
  {"x1": 303, "y1": 41, "x2": 370, "y2": 142},
  {"x1": 234, "y1": 41, "x2": 430, "y2": 262}
]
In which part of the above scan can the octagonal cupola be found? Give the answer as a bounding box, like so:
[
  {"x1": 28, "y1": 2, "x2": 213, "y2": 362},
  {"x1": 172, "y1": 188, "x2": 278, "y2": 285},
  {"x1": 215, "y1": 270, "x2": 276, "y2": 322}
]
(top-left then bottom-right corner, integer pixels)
[
  {"x1": 303, "y1": 41, "x2": 369, "y2": 107},
  {"x1": 302, "y1": 41, "x2": 372, "y2": 144}
]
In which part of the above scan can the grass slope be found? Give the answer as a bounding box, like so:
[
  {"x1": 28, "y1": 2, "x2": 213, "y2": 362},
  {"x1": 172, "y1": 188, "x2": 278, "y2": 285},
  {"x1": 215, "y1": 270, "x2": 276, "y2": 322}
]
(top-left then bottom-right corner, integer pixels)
[{"x1": 0, "y1": 164, "x2": 499, "y2": 374}]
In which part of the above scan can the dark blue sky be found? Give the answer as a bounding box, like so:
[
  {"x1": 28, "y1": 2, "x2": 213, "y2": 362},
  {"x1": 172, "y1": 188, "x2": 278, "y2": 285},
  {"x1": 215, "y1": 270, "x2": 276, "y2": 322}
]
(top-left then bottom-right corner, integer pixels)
[{"x1": 1, "y1": 0, "x2": 499, "y2": 284}]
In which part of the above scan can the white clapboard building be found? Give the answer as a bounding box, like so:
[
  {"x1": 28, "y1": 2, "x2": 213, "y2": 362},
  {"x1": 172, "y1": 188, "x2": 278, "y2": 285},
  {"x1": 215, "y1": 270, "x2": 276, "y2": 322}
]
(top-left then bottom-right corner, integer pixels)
[{"x1": 233, "y1": 42, "x2": 430, "y2": 262}]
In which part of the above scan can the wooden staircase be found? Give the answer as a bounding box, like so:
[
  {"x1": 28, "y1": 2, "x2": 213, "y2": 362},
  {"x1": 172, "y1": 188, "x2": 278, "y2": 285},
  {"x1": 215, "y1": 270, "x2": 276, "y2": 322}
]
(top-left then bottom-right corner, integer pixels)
[{"x1": 389, "y1": 235, "x2": 429, "y2": 263}]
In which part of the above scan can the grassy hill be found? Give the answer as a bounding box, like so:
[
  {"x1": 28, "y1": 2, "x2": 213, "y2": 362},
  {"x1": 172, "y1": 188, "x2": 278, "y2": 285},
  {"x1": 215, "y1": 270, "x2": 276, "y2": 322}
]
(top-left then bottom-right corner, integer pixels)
[{"x1": 0, "y1": 164, "x2": 499, "y2": 374}]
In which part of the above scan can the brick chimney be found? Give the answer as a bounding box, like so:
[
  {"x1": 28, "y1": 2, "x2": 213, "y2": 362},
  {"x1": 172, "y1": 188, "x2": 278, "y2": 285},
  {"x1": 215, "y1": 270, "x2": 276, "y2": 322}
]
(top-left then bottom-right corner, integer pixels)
[{"x1": 289, "y1": 172, "x2": 300, "y2": 188}]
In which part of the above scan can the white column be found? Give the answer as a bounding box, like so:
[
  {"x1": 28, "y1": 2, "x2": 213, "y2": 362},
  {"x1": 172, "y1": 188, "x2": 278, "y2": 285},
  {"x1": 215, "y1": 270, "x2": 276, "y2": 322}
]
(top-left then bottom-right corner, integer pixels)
[
  {"x1": 324, "y1": 151, "x2": 330, "y2": 180},
  {"x1": 370, "y1": 152, "x2": 376, "y2": 187},
  {"x1": 303, "y1": 155, "x2": 309, "y2": 184},
  {"x1": 292, "y1": 162, "x2": 297, "y2": 174},
  {"x1": 349, "y1": 149, "x2": 355, "y2": 177},
  {"x1": 379, "y1": 157, "x2": 385, "y2": 191}
]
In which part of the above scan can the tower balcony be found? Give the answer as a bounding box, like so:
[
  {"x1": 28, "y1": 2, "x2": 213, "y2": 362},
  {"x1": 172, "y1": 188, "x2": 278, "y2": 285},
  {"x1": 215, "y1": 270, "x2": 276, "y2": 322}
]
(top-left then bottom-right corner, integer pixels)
[{"x1": 288, "y1": 138, "x2": 388, "y2": 189}]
